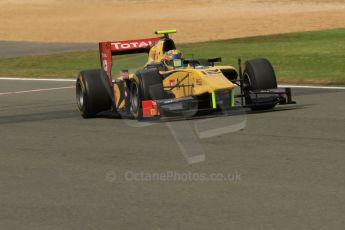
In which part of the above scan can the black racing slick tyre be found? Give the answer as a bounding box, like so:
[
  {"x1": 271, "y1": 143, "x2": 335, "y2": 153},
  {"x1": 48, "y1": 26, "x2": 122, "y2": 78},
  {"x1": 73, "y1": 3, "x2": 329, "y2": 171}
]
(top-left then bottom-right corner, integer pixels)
[
  {"x1": 243, "y1": 58, "x2": 278, "y2": 111},
  {"x1": 76, "y1": 69, "x2": 113, "y2": 118},
  {"x1": 129, "y1": 80, "x2": 142, "y2": 120},
  {"x1": 243, "y1": 58, "x2": 277, "y2": 90},
  {"x1": 130, "y1": 69, "x2": 164, "y2": 120}
]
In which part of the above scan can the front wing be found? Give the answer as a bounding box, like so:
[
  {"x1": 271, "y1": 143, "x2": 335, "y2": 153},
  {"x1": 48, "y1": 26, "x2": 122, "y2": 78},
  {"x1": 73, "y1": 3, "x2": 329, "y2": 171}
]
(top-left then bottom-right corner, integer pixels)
[{"x1": 140, "y1": 87, "x2": 295, "y2": 118}]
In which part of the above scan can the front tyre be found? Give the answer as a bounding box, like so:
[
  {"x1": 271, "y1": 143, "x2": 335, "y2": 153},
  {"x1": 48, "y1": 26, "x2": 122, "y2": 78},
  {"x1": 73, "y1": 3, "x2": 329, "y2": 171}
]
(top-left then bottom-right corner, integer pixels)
[
  {"x1": 129, "y1": 69, "x2": 164, "y2": 120},
  {"x1": 243, "y1": 58, "x2": 278, "y2": 111},
  {"x1": 129, "y1": 80, "x2": 143, "y2": 120}
]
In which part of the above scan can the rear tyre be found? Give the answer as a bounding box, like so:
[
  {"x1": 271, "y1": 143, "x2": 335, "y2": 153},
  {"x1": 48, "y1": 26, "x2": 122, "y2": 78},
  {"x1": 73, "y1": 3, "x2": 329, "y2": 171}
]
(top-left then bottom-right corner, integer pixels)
[
  {"x1": 76, "y1": 69, "x2": 113, "y2": 118},
  {"x1": 243, "y1": 58, "x2": 278, "y2": 111}
]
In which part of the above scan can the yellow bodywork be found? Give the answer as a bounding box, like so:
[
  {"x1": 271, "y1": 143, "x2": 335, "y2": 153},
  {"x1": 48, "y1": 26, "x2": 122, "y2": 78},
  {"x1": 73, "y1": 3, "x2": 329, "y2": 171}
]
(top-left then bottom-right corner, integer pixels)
[
  {"x1": 113, "y1": 65, "x2": 236, "y2": 110},
  {"x1": 113, "y1": 30, "x2": 237, "y2": 110},
  {"x1": 161, "y1": 67, "x2": 235, "y2": 98},
  {"x1": 148, "y1": 40, "x2": 167, "y2": 64}
]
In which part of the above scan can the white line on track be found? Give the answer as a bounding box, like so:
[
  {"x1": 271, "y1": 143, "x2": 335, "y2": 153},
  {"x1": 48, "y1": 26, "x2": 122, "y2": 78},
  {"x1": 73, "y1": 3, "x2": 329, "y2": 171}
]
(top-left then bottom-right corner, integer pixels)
[
  {"x1": 0, "y1": 77, "x2": 76, "y2": 82},
  {"x1": 0, "y1": 86, "x2": 74, "y2": 96},
  {"x1": 1, "y1": 77, "x2": 345, "y2": 90},
  {"x1": 279, "y1": 84, "x2": 345, "y2": 90}
]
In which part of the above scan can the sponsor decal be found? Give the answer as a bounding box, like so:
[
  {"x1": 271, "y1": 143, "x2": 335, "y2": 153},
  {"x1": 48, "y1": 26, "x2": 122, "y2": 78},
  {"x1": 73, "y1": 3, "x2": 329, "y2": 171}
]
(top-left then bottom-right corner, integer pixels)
[
  {"x1": 111, "y1": 41, "x2": 155, "y2": 50},
  {"x1": 142, "y1": 100, "x2": 159, "y2": 117},
  {"x1": 169, "y1": 79, "x2": 177, "y2": 87},
  {"x1": 102, "y1": 60, "x2": 108, "y2": 72}
]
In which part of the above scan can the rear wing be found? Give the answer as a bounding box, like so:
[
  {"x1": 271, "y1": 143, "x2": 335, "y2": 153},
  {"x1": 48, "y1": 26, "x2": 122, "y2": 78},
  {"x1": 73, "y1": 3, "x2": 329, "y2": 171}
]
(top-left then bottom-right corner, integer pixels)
[{"x1": 99, "y1": 37, "x2": 161, "y2": 82}]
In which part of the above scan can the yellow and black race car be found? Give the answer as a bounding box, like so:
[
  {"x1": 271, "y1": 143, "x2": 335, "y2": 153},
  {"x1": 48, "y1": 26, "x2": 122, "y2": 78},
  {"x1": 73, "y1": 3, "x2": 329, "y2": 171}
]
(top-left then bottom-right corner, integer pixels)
[{"x1": 76, "y1": 30, "x2": 295, "y2": 120}]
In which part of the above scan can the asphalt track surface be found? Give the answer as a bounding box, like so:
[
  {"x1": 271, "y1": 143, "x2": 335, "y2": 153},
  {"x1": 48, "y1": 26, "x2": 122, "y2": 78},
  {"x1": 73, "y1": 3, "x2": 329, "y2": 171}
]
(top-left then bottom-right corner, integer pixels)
[{"x1": 0, "y1": 78, "x2": 345, "y2": 230}]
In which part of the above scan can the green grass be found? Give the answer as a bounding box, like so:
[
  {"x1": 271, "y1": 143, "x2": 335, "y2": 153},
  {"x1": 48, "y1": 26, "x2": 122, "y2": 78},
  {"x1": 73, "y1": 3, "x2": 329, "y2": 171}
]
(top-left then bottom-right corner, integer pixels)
[{"x1": 1, "y1": 28, "x2": 345, "y2": 84}]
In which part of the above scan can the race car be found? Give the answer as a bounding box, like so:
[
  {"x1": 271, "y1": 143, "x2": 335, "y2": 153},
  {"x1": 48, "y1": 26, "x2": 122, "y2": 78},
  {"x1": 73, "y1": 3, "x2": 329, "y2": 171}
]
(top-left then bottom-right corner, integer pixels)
[{"x1": 76, "y1": 29, "x2": 295, "y2": 120}]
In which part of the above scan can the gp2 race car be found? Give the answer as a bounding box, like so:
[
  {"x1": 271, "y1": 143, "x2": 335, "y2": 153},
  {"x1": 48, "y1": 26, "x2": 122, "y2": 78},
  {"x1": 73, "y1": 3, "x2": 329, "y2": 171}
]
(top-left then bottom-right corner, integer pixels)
[{"x1": 76, "y1": 29, "x2": 295, "y2": 120}]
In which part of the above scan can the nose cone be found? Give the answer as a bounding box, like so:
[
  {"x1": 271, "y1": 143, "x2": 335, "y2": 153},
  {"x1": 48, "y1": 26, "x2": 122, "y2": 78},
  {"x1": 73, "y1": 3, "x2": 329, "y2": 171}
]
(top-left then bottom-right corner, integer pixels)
[{"x1": 193, "y1": 70, "x2": 235, "y2": 95}]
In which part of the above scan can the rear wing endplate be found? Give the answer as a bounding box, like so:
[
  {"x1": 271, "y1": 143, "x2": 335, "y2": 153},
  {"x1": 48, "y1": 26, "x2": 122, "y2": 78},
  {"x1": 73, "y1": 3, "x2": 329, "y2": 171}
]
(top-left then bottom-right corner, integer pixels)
[{"x1": 99, "y1": 37, "x2": 161, "y2": 82}]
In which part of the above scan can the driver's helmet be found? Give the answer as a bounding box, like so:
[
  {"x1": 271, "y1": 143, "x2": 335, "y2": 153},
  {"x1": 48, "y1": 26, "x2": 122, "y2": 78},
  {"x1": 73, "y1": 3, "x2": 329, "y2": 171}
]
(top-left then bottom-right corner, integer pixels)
[{"x1": 163, "y1": 50, "x2": 183, "y2": 69}]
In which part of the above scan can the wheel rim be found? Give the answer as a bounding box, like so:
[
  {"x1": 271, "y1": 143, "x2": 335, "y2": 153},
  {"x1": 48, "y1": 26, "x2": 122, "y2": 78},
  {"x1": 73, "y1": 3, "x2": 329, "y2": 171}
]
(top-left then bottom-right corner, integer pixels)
[
  {"x1": 243, "y1": 72, "x2": 251, "y2": 89},
  {"x1": 130, "y1": 82, "x2": 139, "y2": 114},
  {"x1": 76, "y1": 80, "x2": 84, "y2": 109}
]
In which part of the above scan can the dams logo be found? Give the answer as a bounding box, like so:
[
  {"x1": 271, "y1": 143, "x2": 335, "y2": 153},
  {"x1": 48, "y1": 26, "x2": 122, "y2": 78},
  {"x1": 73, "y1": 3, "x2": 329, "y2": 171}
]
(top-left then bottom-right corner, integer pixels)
[{"x1": 169, "y1": 79, "x2": 177, "y2": 87}]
